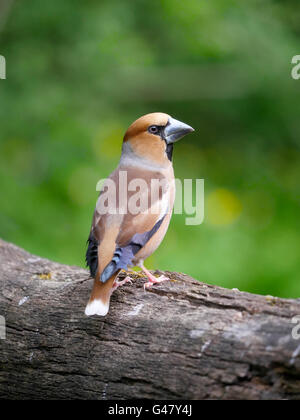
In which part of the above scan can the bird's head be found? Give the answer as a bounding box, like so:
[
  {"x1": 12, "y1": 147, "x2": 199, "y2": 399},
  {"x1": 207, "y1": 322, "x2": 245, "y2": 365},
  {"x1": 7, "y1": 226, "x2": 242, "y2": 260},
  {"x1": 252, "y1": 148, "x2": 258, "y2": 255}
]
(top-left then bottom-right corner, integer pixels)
[{"x1": 122, "y1": 112, "x2": 194, "y2": 167}]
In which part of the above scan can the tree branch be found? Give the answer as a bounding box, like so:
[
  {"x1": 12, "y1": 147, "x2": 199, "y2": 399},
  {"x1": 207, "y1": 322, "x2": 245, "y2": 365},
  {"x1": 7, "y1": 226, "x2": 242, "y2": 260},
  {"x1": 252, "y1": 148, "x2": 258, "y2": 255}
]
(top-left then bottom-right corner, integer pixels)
[{"x1": 0, "y1": 238, "x2": 300, "y2": 400}]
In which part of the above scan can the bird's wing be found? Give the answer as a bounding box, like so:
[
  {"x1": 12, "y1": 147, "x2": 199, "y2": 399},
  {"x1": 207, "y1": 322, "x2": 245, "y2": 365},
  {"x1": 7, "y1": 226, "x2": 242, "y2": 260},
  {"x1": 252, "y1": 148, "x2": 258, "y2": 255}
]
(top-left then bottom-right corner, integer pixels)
[
  {"x1": 86, "y1": 166, "x2": 170, "y2": 281},
  {"x1": 86, "y1": 211, "x2": 101, "y2": 278}
]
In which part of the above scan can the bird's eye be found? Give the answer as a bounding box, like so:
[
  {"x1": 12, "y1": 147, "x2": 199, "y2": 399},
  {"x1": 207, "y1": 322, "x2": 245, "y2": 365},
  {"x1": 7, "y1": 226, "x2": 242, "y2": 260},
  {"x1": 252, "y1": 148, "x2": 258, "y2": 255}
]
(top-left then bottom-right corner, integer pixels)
[{"x1": 148, "y1": 125, "x2": 159, "y2": 135}]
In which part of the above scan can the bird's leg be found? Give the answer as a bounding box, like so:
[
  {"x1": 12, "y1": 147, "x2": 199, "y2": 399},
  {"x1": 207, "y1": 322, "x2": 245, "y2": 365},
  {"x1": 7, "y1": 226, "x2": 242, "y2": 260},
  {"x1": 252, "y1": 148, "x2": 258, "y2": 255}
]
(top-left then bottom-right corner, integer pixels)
[
  {"x1": 112, "y1": 275, "x2": 132, "y2": 292},
  {"x1": 140, "y1": 264, "x2": 169, "y2": 289}
]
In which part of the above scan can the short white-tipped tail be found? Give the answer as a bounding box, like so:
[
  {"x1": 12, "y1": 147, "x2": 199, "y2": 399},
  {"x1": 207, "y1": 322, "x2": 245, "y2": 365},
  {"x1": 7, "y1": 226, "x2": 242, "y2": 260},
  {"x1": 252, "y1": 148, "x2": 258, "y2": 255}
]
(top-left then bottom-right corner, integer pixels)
[{"x1": 85, "y1": 299, "x2": 109, "y2": 316}]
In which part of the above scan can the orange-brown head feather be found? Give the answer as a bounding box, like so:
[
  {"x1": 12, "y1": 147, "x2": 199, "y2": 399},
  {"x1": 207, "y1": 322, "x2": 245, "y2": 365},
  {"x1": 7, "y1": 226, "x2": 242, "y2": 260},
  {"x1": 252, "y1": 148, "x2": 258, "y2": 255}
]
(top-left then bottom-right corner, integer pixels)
[
  {"x1": 122, "y1": 112, "x2": 194, "y2": 167},
  {"x1": 123, "y1": 112, "x2": 170, "y2": 143},
  {"x1": 123, "y1": 113, "x2": 170, "y2": 166}
]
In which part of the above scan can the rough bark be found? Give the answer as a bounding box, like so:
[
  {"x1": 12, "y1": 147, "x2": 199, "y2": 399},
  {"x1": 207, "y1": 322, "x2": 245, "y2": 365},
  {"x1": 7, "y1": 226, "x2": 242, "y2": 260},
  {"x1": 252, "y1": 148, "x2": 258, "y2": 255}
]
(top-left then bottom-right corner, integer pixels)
[{"x1": 0, "y1": 238, "x2": 300, "y2": 400}]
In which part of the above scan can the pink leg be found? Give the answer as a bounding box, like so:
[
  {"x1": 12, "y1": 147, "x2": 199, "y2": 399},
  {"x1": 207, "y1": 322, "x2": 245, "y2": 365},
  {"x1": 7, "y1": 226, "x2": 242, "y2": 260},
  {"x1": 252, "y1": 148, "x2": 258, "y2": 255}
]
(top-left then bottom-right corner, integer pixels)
[
  {"x1": 140, "y1": 264, "x2": 169, "y2": 289},
  {"x1": 112, "y1": 276, "x2": 132, "y2": 292}
]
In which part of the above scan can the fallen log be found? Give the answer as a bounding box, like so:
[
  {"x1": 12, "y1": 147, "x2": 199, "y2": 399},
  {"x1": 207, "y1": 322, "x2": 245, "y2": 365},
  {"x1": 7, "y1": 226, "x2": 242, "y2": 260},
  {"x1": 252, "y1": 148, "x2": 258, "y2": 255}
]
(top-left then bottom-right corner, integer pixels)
[{"x1": 0, "y1": 238, "x2": 300, "y2": 400}]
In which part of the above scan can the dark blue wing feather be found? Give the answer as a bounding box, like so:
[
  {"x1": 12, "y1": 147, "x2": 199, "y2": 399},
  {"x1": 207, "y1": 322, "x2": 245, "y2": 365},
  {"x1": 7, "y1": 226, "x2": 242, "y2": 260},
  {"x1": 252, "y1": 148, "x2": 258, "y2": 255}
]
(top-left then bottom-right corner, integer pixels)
[
  {"x1": 86, "y1": 232, "x2": 99, "y2": 278},
  {"x1": 100, "y1": 215, "x2": 166, "y2": 283}
]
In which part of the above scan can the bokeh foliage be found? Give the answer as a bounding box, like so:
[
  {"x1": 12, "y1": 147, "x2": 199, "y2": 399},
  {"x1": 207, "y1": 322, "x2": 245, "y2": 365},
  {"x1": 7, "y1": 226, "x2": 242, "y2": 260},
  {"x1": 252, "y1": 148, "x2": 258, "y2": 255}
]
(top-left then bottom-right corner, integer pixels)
[{"x1": 0, "y1": 0, "x2": 299, "y2": 297}]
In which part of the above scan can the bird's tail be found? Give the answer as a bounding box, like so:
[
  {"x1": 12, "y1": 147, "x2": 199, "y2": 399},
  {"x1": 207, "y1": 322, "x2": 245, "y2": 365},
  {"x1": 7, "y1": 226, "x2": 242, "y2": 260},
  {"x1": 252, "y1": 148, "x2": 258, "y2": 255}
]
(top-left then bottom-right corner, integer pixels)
[{"x1": 85, "y1": 272, "x2": 118, "y2": 316}]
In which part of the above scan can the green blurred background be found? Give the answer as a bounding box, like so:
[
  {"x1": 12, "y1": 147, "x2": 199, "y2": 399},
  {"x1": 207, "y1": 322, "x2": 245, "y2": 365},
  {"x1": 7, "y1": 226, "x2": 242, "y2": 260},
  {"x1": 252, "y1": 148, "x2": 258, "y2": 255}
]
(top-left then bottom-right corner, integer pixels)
[{"x1": 0, "y1": 0, "x2": 299, "y2": 297}]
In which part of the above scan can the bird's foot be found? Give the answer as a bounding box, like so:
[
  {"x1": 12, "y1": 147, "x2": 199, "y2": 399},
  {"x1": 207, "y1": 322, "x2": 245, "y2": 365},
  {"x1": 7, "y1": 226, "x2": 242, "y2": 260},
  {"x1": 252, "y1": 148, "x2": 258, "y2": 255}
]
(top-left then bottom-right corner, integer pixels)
[
  {"x1": 112, "y1": 276, "x2": 132, "y2": 292},
  {"x1": 139, "y1": 263, "x2": 170, "y2": 290},
  {"x1": 143, "y1": 274, "x2": 169, "y2": 290}
]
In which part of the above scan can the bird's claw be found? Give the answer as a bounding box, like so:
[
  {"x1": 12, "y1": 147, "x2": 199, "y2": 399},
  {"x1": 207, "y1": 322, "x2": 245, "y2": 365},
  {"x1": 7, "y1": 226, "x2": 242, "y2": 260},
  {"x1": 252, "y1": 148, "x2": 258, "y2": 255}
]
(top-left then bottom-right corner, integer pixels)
[
  {"x1": 143, "y1": 275, "x2": 169, "y2": 290},
  {"x1": 112, "y1": 276, "x2": 132, "y2": 292}
]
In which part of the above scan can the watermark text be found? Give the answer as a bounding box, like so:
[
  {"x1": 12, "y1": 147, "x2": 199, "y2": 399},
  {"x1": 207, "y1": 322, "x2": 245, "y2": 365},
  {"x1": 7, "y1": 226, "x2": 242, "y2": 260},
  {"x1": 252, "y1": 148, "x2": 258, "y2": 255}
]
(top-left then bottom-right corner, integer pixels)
[
  {"x1": 0, "y1": 55, "x2": 6, "y2": 79},
  {"x1": 292, "y1": 316, "x2": 300, "y2": 340},
  {"x1": 96, "y1": 173, "x2": 204, "y2": 226},
  {"x1": 0, "y1": 315, "x2": 6, "y2": 339},
  {"x1": 291, "y1": 55, "x2": 300, "y2": 80}
]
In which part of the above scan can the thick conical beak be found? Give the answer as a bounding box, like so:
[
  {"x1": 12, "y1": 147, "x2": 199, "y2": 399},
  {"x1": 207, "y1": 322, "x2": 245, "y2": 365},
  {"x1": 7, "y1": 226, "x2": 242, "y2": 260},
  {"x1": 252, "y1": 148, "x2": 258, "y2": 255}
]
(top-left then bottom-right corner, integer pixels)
[{"x1": 164, "y1": 117, "x2": 194, "y2": 144}]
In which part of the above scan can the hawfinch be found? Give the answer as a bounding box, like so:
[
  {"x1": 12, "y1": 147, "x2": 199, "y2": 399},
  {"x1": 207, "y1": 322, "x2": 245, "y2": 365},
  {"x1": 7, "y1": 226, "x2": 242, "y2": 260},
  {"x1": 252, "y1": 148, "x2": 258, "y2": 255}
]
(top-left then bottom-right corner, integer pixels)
[{"x1": 85, "y1": 113, "x2": 194, "y2": 316}]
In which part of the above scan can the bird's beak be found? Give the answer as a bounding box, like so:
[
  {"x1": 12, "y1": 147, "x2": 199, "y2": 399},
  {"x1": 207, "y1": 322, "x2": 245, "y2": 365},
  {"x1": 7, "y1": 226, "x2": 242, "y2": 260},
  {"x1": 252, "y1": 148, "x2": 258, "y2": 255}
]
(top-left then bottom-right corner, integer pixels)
[{"x1": 164, "y1": 117, "x2": 194, "y2": 144}]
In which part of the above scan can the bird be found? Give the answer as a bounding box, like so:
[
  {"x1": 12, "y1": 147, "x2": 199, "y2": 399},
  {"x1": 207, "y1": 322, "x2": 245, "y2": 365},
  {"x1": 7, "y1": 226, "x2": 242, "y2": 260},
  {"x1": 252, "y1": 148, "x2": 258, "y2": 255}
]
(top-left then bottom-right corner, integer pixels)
[{"x1": 85, "y1": 112, "x2": 194, "y2": 316}]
